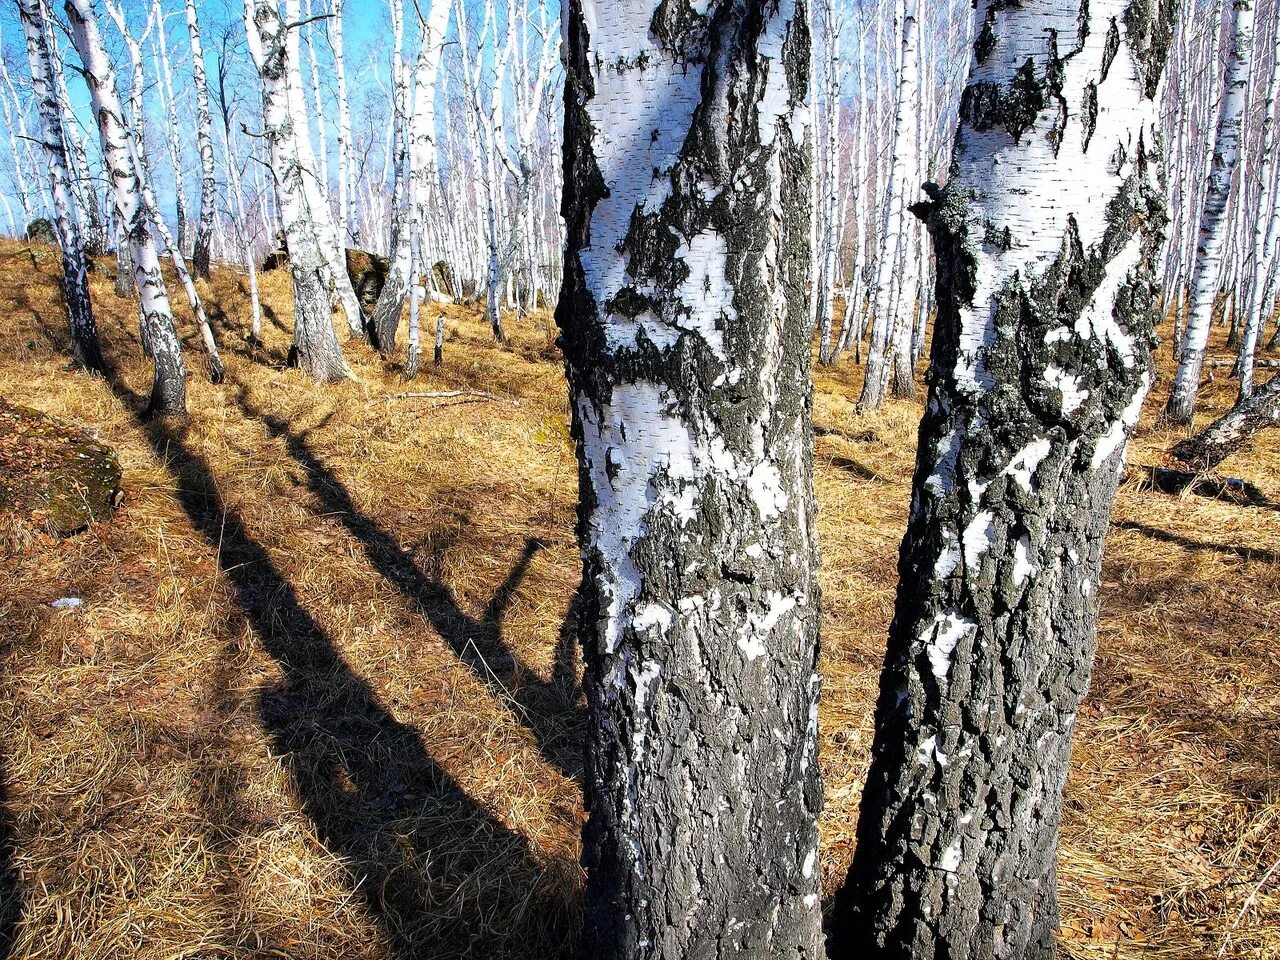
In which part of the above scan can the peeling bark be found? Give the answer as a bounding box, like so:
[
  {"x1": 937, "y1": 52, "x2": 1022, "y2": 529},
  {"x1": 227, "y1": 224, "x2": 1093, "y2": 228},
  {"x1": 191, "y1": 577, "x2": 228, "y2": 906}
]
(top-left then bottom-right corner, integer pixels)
[
  {"x1": 833, "y1": 1, "x2": 1173, "y2": 957},
  {"x1": 559, "y1": 2, "x2": 823, "y2": 957}
]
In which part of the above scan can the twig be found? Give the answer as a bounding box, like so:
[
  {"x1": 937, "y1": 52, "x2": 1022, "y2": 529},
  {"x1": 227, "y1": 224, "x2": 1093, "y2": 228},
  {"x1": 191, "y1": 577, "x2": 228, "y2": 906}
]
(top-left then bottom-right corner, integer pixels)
[
  {"x1": 389, "y1": 389, "x2": 520, "y2": 406},
  {"x1": 1219, "y1": 854, "x2": 1280, "y2": 958}
]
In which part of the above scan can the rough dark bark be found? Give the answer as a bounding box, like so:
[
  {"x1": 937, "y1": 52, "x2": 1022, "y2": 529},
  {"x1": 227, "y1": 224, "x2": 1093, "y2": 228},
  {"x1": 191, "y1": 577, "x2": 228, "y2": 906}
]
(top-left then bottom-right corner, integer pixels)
[
  {"x1": 832, "y1": 2, "x2": 1175, "y2": 958},
  {"x1": 558, "y1": 1, "x2": 823, "y2": 958},
  {"x1": 1169, "y1": 372, "x2": 1280, "y2": 471}
]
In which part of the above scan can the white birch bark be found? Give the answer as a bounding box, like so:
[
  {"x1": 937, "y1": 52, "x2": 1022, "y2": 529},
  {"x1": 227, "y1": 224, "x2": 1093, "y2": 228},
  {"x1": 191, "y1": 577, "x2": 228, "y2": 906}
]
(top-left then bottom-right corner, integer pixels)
[
  {"x1": 0, "y1": 45, "x2": 37, "y2": 224},
  {"x1": 1238, "y1": 12, "x2": 1280, "y2": 399},
  {"x1": 151, "y1": 0, "x2": 190, "y2": 256},
  {"x1": 302, "y1": 0, "x2": 331, "y2": 204},
  {"x1": 332, "y1": 0, "x2": 355, "y2": 243},
  {"x1": 278, "y1": 0, "x2": 364, "y2": 339},
  {"x1": 859, "y1": 0, "x2": 920, "y2": 412},
  {"x1": 65, "y1": 0, "x2": 188, "y2": 416},
  {"x1": 1166, "y1": 0, "x2": 1256, "y2": 424},
  {"x1": 213, "y1": 45, "x2": 264, "y2": 341},
  {"x1": 45, "y1": 26, "x2": 106, "y2": 256},
  {"x1": 104, "y1": 0, "x2": 224, "y2": 384},
  {"x1": 18, "y1": 0, "x2": 103, "y2": 375},
  {"x1": 245, "y1": 0, "x2": 352, "y2": 382},
  {"x1": 369, "y1": 0, "x2": 451, "y2": 353},
  {"x1": 186, "y1": 0, "x2": 217, "y2": 279}
]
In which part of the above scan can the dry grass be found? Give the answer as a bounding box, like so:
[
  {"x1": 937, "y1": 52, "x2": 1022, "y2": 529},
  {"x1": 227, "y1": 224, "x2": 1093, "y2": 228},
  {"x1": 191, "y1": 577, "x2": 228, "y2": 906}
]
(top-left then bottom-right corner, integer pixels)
[{"x1": 0, "y1": 237, "x2": 1276, "y2": 959}]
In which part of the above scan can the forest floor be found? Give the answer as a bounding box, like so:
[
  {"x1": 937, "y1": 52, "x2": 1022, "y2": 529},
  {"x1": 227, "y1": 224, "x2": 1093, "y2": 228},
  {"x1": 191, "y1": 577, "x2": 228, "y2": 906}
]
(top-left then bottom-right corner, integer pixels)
[{"x1": 0, "y1": 236, "x2": 1277, "y2": 959}]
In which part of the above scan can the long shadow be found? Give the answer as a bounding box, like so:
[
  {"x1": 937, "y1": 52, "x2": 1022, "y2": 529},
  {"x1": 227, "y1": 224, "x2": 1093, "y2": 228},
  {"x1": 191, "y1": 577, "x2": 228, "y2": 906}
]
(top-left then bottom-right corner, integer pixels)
[
  {"x1": 0, "y1": 757, "x2": 19, "y2": 960},
  {"x1": 233, "y1": 389, "x2": 585, "y2": 781},
  {"x1": 1112, "y1": 519, "x2": 1280, "y2": 565},
  {"x1": 114, "y1": 384, "x2": 577, "y2": 959}
]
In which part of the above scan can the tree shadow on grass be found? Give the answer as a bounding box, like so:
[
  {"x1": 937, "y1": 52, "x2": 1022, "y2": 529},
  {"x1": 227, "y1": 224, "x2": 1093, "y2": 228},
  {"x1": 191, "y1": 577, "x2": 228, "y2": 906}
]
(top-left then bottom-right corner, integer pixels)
[
  {"x1": 115, "y1": 384, "x2": 579, "y2": 960},
  {"x1": 232, "y1": 389, "x2": 586, "y2": 782},
  {"x1": 1111, "y1": 520, "x2": 1280, "y2": 565},
  {"x1": 0, "y1": 759, "x2": 20, "y2": 960}
]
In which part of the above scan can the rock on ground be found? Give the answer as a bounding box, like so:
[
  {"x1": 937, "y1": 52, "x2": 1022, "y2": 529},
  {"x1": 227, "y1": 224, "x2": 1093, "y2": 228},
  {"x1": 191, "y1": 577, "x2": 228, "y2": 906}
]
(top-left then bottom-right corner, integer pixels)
[{"x1": 0, "y1": 398, "x2": 123, "y2": 536}]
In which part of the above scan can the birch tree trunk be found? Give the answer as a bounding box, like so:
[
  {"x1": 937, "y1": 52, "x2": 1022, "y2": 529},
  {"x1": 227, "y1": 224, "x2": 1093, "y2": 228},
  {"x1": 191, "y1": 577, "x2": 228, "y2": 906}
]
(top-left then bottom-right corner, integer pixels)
[
  {"x1": 104, "y1": 0, "x2": 224, "y2": 384},
  {"x1": 332, "y1": 0, "x2": 355, "y2": 243},
  {"x1": 369, "y1": 0, "x2": 451, "y2": 353},
  {"x1": 1237, "y1": 13, "x2": 1280, "y2": 400},
  {"x1": 152, "y1": 0, "x2": 190, "y2": 257},
  {"x1": 186, "y1": 0, "x2": 217, "y2": 279},
  {"x1": 46, "y1": 28, "x2": 107, "y2": 257},
  {"x1": 860, "y1": 0, "x2": 920, "y2": 412},
  {"x1": 1165, "y1": 0, "x2": 1254, "y2": 425},
  {"x1": 559, "y1": 2, "x2": 823, "y2": 956},
  {"x1": 18, "y1": 0, "x2": 104, "y2": 376},
  {"x1": 832, "y1": 1, "x2": 1174, "y2": 957},
  {"x1": 816, "y1": 0, "x2": 842, "y2": 364},
  {"x1": 1170, "y1": 371, "x2": 1280, "y2": 470},
  {"x1": 0, "y1": 50, "x2": 37, "y2": 225},
  {"x1": 65, "y1": 0, "x2": 188, "y2": 416},
  {"x1": 278, "y1": 0, "x2": 364, "y2": 340},
  {"x1": 213, "y1": 35, "x2": 263, "y2": 340},
  {"x1": 245, "y1": 0, "x2": 351, "y2": 383}
]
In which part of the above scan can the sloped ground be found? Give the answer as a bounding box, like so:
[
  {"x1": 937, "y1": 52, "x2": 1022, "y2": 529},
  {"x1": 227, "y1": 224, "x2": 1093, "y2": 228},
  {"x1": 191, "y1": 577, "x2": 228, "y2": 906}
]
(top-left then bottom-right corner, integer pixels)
[{"x1": 0, "y1": 237, "x2": 1276, "y2": 959}]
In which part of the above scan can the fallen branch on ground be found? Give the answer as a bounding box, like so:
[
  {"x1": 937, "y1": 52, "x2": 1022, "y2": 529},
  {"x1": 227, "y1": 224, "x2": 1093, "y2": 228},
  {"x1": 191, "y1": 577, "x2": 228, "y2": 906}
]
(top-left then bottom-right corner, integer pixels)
[
  {"x1": 1130, "y1": 465, "x2": 1275, "y2": 509},
  {"x1": 389, "y1": 389, "x2": 520, "y2": 406},
  {"x1": 1169, "y1": 372, "x2": 1280, "y2": 470},
  {"x1": 1205, "y1": 358, "x2": 1280, "y2": 368}
]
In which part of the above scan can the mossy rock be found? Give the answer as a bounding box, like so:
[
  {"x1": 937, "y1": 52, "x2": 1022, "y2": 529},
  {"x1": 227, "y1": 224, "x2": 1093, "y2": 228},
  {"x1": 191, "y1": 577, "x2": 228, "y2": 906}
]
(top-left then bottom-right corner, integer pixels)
[
  {"x1": 0, "y1": 399, "x2": 123, "y2": 535},
  {"x1": 346, "y1": 248, "x2": 390, "y2": 314},
  {"x1": 25, "y1": 218, "x2": 57, "y2": 245}
]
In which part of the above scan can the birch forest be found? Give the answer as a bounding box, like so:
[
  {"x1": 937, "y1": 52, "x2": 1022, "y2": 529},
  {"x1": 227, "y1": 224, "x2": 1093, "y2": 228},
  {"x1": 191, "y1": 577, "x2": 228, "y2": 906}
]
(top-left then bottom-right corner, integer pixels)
[{"x1": 0, "y1": 1, "x2": 1278, "y2": 959}]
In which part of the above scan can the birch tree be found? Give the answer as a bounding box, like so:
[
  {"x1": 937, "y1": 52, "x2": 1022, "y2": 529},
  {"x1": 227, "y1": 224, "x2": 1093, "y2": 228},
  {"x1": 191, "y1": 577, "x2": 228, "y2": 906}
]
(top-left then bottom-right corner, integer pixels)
[
  {"x1": 832, "y1": 1, "x2": 1174, "y2": 957},
  {"x1": 1237, "y1": 10, "x2": 1280, "y2": 399},
  {"x1": 559, "y1": 1, "x2": 823, "y2": 956},
  {"x1": 245, "y1": 0, "x2": 351, "y2": 382},
  {"x1": 103, "y1": 0, "x2": 225, "y2": 383},
  {"x1": 186, "y1": 0, "x2": 218, "y2": 279},
  {"x1": 65, "y1": 0, "x2": 188, "y2": 416},
  {"x1": 859, "y1": 0, "x2": 921, "y2": 412},
  {"x1": 1165, "y1": 0, "x2": 1255, "y2": 425},
  {"x1": 18, "y1": 0, "x2": 103, "y2": 375},
  {"x1": 370, "y1": 0, "x2": 451, "y2": 354},
  {"x1": 332, "y1": 0, "x2": 355, "y2": 243},
  {"x1": 0, "y1": 38, "x2": 37, "y2": 227},
  {"x1": 46, "y1": 19, "x2": 108, "y2": 257},
  {"x1": 152, "y1": 0, "x2": 191, "y2": 256},
  {"x1": 214, "y1": 27, "x2": 263, "y2": 340}
]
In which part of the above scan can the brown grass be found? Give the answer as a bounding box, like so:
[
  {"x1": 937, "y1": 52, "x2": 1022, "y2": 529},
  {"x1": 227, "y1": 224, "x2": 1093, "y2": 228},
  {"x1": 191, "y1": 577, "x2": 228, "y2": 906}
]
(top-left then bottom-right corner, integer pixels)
[{"x1": 0, "y1": 237, "x2": 1276, "y2": 959}]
